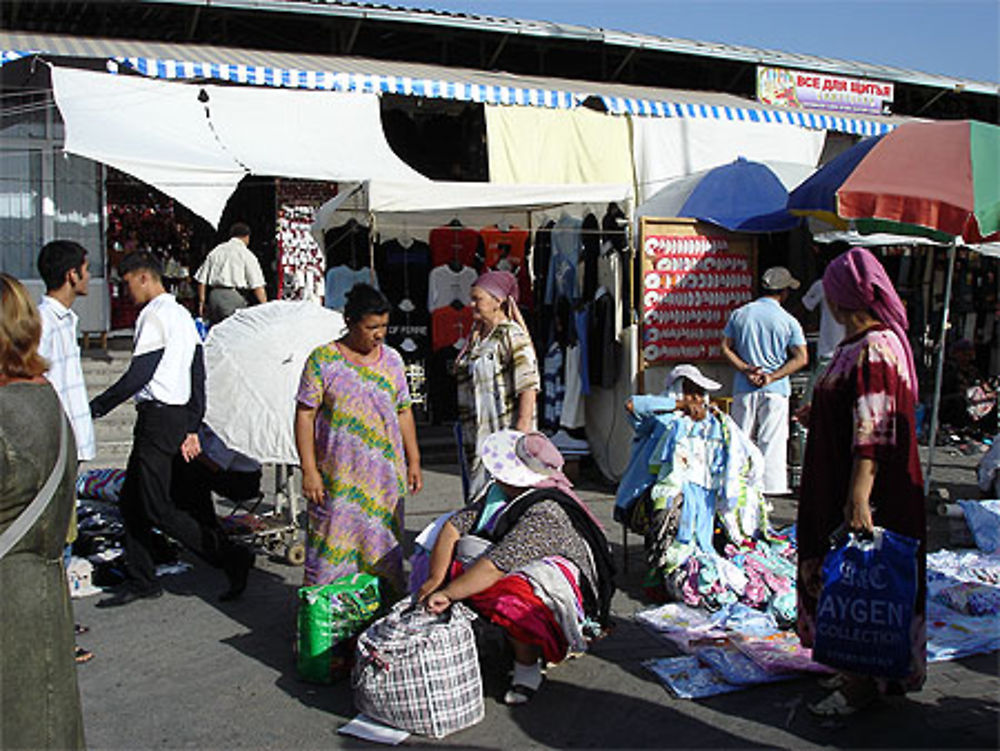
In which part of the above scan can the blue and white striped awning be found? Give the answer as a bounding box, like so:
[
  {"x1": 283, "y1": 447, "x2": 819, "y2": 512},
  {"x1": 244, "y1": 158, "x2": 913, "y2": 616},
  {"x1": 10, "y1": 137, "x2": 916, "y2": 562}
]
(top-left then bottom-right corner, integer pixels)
[
  {"x1": 1, "y1": 48, "x2": 894, "y2": 137},
  {"x1": 0, "y1": 49, "x2": 34, "y2": 65},
  {"x1": 107, "y1": 56, "x2": 894, "y2": 136}
]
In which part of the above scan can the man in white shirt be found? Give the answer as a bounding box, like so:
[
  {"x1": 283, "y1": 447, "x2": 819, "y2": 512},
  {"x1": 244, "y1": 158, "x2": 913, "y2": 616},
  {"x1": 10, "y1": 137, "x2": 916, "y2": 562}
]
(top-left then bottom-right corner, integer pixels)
[
  {"x1": 194, "y1": 222, "x2": 267, "y2": 325},
  {"x1": 91, "y1": 251, "x2": 253, "y2": 607},
  {"x1": 37, "y1": 239, "x2": 98, "y2": 662},
  {"x1": 800, "y1": 243, "x2": 847, "y2": 402},
  {"x1": 37, "y1": 240, "x2": 97, "y2": 463}
]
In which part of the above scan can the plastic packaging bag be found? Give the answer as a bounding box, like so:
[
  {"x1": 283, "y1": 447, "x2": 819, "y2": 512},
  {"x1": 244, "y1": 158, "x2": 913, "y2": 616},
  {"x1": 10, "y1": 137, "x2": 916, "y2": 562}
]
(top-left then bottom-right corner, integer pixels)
[
  {"x1": 297, "y1": 573, "x2": 381, "y2": 683},
  {"x1": 813, "y1": 528, "x2": 918, "y2": 679}
]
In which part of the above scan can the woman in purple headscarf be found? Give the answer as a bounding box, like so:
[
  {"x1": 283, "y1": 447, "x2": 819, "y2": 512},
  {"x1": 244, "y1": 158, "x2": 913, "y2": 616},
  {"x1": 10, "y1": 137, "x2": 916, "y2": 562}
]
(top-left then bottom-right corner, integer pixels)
[
  {"x1": 797, "y1": 247, "x2": 925, "y2": 716},
  {"x1": 455, "y1": 271, "x2": 540, "y2": 499}
]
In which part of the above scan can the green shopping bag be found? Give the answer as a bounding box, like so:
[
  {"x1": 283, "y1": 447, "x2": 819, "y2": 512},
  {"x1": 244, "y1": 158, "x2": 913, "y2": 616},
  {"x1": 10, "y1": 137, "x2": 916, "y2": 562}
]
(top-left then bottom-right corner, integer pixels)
[{"x1": 297, "y1": 573, "x2": 381, "y2": 683}]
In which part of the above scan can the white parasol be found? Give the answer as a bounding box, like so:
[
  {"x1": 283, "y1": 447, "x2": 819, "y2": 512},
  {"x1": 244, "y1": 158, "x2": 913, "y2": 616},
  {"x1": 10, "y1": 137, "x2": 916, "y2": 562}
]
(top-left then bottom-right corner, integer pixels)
[{"x1": 204, "y1": 301, "x2": 346, "y2": 464}]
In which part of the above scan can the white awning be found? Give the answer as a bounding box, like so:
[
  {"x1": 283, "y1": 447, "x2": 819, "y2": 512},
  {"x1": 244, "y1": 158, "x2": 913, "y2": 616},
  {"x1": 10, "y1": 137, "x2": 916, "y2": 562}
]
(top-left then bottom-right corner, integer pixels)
[
  {"x1": 50, "y1": 65, "x2": 427, "y2": 226},
  {"x1": 311, "y1": 179, "x2": 632, "y2": 244}
]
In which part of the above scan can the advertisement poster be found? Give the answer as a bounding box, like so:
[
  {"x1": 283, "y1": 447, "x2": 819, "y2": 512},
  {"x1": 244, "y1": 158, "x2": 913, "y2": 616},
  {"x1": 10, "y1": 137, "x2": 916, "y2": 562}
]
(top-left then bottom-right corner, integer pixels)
[
  {"x1": 757, "y1": 65, "x2": 894, "y2": 116},
  {"x1": 640, "y1": 219, "x2": 754, "y2": 366}
]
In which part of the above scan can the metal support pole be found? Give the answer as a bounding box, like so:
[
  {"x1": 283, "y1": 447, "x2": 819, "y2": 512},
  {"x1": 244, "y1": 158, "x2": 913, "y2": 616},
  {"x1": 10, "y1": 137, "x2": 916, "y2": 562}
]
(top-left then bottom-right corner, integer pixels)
[{"x1": 924, "y1": 241, "x2": 957, "y2": 496}]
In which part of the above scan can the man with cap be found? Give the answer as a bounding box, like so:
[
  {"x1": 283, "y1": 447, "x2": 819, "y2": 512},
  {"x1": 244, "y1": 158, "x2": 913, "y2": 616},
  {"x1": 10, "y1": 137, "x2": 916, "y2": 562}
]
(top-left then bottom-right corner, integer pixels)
[{"x1": 721, "y1": 266, "x2": 808, "y2": 496}]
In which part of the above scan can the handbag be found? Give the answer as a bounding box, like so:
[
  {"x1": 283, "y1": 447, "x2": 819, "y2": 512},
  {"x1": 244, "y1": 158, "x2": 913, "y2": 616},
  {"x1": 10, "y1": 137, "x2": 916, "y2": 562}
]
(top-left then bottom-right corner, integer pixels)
[
  {"x1": 352, "y1": 599, "x2": 484, "y2": 738},
  {"x1": 813, "y1": 527, "x2": 919, "y2": 679},
  {"x1": 296, "y1": 573, "x2": 381, "y2": 684}
]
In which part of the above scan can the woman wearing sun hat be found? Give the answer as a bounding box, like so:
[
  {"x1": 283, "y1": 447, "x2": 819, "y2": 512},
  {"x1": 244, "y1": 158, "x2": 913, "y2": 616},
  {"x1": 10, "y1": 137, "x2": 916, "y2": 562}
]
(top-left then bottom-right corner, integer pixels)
[{"x1": 418, "y1": 429, "x2": 614, "y2": 705}]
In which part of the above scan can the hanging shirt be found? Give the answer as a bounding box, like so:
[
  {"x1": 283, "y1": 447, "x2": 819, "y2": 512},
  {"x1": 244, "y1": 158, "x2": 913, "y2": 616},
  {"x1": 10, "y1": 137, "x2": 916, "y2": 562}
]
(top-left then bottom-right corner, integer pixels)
[
  {"x1": 429, "y1": 224, "x2": 479, "y2": 268},
  {"x1": 481, "y1": 226, "x2": 529, "y2": 271},
  {"x1": 377, "y1": 239, "x2": 431, "y2": 314},
  {"x1": 324, "y1": 266, "x2": 376, "y2": 310},
  {"x1": 546, "y1": 215, "x2": 583, "y2": 304},
  {"x1": 428, "y1": 265, "x2": 477, "y2": 311},
  {"x1": 431, "y1": 305, "x2": 474, "y2": 352},
  {"x1": 801, "y1": 279, "x2": 845, "y2": 360}
]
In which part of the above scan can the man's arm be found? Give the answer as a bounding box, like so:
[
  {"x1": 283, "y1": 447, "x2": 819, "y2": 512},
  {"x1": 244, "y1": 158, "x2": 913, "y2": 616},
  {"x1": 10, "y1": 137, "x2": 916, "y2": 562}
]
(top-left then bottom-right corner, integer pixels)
[
  {"x1": 197, "y1": 282, "x2": 207, "y2": 318},
  {"x1": 720, "y1": 336, "x2": 756, "y2": 376},
  {"x1": 251, "y1": 286, "x2": 267, "y2": 304},
  {"x1": 760, "y1": 344, "x2": 809, "y2": 386},
  {"x1": 90, "y1": 350, "x2": 163, "y2": 418},
  {"x1": 185, "y1": 345, "x2": 206, "y2": 432}
]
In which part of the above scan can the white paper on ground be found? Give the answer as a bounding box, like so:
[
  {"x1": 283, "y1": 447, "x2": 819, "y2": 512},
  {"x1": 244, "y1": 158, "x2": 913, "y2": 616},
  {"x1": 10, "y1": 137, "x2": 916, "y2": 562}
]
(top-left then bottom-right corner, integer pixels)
[{"x1": 337, "y1": 714, "x2": 410, "y2": 745}]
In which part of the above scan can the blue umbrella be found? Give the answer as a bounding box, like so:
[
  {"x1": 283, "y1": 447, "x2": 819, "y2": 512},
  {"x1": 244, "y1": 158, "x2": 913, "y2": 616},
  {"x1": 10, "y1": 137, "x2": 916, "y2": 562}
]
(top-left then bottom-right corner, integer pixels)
[{"x1": 639, "y1": 157, "x2": 806, "y2": 232}]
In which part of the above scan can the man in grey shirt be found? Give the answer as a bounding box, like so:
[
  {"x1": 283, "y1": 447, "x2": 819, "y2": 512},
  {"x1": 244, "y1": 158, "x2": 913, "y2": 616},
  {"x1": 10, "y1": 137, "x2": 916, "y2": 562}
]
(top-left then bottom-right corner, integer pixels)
[{"x1": 195, "y1": 222, "x2": 267, "y2": 325}]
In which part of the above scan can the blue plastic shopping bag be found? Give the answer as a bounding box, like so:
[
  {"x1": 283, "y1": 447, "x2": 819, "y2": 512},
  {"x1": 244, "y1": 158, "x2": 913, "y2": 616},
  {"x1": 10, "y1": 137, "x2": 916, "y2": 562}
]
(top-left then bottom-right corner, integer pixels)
[{"x1": 813, "y1": 527, "x2": 919, "y2": 679}]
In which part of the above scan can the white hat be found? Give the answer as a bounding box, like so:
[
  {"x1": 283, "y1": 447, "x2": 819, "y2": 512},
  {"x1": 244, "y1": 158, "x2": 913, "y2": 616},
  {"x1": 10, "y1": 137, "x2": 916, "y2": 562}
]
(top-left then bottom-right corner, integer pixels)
[
  {"x1": 761, "y1": 266, "x2": 801, "y2": 291},
  {"x1": 665, "y1": 363, "x2": 722, "y2": 392}
]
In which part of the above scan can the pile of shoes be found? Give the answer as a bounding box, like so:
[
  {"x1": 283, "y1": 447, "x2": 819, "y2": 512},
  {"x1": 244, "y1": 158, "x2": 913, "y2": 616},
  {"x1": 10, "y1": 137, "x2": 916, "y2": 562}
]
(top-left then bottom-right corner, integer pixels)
[{"x1": 73, "y1": 501, "x2": 179, "y2": 587}]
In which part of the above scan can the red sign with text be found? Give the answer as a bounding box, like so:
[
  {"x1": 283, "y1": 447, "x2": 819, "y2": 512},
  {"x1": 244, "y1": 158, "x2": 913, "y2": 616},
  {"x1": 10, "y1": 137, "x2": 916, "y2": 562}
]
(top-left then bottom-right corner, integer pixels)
[{"x1": 642, "y1": 234, "x2": 753, "y2": 363}]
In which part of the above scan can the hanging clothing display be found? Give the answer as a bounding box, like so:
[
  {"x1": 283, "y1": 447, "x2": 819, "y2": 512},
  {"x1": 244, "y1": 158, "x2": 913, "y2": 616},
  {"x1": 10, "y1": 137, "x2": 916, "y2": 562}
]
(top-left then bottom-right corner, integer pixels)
[
  {"x1": 546, "y1": 214, "x2": 582, "y2": 304},
  {"x1": 376, "y1": 238, "x2": 431, "y2": 314},
  {"x1": 429, "y1": 223, "x2": 480, "y2": 268},
  {"x1": 324, "y1": 266, "x2": 376, "y2": 310},
  {"x1": 431, "y1": 305, "x2": 474, "y2": 352},
  {"x1": 428, "y1": 265, "x2": 478, "y2": 311}
]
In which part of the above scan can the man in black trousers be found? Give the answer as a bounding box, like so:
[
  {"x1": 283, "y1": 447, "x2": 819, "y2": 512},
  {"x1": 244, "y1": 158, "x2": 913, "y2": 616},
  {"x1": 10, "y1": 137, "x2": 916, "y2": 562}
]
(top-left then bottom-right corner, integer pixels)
[{"x1": 91, "y1": 251, "x2": 253, "y2": 607}]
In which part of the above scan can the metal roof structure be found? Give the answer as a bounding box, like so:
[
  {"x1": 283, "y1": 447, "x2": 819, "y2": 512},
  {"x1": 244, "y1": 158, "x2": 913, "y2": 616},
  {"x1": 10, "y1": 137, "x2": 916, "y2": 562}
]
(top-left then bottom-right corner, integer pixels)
[
  {"x1": 140, "y1": 0, "x2": 997, "y2": 95},
  {"x1": 0, "y1": 31, "x2": 907, "y2": 137}
]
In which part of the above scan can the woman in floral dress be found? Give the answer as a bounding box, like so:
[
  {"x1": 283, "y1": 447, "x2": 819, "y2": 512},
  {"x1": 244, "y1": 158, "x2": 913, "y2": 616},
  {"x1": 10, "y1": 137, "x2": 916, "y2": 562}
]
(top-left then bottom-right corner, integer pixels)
[
  {"x1": 295, "y1": 283, "x2": 422, "y2": 597},
  {"x1": 797, "y1": 247, "x2": 925, "y2": 716}
]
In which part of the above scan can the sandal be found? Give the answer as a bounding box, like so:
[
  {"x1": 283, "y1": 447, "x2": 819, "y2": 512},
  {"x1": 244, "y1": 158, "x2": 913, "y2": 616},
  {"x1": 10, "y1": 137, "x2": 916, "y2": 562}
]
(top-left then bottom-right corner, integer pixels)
[
  {"x1": 817, "y1": 673, "x2": 847, "y2": 691},
  {"x1": 74, "y1": 623, "x2": 90, "y2": 636},
  {"x1": 808, "y1": 688, "x2": 875, "y2": 717},
  {"x1": 503, "y1": 683, "x2": 539, "y2": 706},
  {"x1": 74, "y1": 646, "x2": 94, "y2": 664}
]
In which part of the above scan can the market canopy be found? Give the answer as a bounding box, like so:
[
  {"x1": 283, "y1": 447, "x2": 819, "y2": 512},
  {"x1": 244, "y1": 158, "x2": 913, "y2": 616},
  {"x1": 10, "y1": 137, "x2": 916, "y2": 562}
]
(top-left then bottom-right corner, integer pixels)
[{"x1": 50, "y1": 65, "x2": 427, "y2": 227}]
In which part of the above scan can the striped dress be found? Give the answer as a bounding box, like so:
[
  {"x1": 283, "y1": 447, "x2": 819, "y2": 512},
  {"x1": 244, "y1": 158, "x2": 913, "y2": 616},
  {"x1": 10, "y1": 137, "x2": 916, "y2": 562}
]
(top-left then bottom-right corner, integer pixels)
[
  {"x1": 455, "y1": 320, "x2": 540, "y2": 498},
  {"x1": 297, "y1": 342, "x2": 411, "y2": 596}
]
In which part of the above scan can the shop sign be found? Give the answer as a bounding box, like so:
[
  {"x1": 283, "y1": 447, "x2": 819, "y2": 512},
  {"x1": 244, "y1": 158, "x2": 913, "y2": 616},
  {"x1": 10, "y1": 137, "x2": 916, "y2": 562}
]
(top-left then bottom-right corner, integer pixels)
[
  {"x1": 641, "y1": 232, "x2": 753, "y2": 364},
  {"x1": 757, "y1": 65, "x2": 894, "y2": 116}
]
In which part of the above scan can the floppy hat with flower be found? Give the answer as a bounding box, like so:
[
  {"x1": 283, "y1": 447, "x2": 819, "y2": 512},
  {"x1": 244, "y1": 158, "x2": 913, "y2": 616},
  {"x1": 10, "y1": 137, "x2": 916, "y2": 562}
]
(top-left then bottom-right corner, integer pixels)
[{"x1": 480, "y1": 429, "x2": 566, "y2": 488}]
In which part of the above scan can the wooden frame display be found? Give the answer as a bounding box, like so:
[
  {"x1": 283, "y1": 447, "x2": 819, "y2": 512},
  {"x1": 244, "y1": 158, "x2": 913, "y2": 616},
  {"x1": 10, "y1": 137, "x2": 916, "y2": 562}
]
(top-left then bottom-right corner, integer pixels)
[{"x1": 639, "y1": 217, "x2": 756, "y2": 368}]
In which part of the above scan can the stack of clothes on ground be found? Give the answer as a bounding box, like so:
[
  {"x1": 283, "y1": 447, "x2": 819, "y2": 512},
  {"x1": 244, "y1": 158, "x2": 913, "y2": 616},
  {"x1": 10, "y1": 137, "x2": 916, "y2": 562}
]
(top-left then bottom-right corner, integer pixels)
[
  {"x1": 615, "y1": 392, "x2": 795, "y2": 623},
  {"x1": 634, "y1": 497, "x2": 1000, "y2": 699}
]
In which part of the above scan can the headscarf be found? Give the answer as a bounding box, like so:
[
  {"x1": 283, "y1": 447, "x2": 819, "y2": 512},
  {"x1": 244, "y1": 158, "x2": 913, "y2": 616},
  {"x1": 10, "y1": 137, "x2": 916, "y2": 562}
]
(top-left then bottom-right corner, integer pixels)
[
  {"x1": 822, "y1": 246, "x2": 918, "y2": 392},
  {"x1": 473, "y1": 270, "x2": 519, "y2": 303}
]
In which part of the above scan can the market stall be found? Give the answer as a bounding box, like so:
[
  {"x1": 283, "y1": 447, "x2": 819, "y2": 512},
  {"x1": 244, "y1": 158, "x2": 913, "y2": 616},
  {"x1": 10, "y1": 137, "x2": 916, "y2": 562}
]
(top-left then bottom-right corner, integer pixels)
[{"x1": 311, "y1": 179, "x2": 636, "y2": 481}]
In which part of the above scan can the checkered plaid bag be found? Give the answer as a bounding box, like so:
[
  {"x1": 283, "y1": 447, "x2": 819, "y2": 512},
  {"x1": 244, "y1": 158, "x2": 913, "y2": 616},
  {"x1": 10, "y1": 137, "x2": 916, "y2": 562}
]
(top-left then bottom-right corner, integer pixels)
[{"x1": 352, "y1": 600, "x2": 484, "y2": 738}]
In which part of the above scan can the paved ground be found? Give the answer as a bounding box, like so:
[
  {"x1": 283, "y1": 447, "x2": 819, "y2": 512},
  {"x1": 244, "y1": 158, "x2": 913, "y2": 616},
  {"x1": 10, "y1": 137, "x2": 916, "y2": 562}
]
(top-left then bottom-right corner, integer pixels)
[{"x1": 71, "y1": 447, "x2": 998, "y2": 750}]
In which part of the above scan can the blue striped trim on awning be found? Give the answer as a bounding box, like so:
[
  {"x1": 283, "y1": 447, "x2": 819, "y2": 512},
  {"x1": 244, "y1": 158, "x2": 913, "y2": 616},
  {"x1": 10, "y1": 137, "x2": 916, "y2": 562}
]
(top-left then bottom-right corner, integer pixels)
[
  {"x1": 596, "y1": 95, "x2": 892, "y2": 136},
  {"x1": 0, "y1": 50, "x2": 35, "y2": 65},
  {"x1": 3, "y1": 49, "x2": 893, "y2": 137}
]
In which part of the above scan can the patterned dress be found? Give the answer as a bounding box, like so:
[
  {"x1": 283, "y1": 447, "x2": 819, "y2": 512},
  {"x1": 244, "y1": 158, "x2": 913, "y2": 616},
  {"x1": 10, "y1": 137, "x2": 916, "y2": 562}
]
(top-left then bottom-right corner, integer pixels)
[
  {"x1": 797, "y1": 324, "x2": 926, "y2": 691},
  {"x1": 455, "y1": 321, "x2": 540, "y2": 498},
  {"x1": 297, "y1": 342, "x2": 411, "y2": 596}
]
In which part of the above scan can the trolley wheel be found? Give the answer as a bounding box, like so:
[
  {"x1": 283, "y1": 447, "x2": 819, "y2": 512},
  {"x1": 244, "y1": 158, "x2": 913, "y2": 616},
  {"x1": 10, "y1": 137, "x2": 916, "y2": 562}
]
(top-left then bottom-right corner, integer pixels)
[{"x1": 286, "y1": 542, "x2": 306, "y2": 566}]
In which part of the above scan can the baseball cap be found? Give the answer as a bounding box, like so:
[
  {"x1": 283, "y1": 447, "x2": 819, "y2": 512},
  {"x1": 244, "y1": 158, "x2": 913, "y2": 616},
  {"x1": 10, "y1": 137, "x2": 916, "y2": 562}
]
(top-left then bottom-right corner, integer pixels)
[
  {"x1": 665, "y1": 363, "x2": 722, "y2": 392},
  {"x1": 761, "y1": 266, "x2": 801, "y2": 292}
]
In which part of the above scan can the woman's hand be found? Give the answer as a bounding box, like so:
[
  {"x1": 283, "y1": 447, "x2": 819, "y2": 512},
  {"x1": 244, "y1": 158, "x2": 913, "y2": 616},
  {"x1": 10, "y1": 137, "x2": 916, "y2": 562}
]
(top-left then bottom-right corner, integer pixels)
[
  {"x1": 416, "y1": 575, "x2": 444, "y2": 603},
  {"x1": 407, "y1": 463, "x2": 423, "y2": 494},
  {"x1": 301, "y1": 468, "x2": 325, "y2": 505},
  {"x1": 845, "y1": 497, "x2": 874, "y2": 533},
  {"x1": 424, "y1": 590, "x2": 453, "y2": 614}
]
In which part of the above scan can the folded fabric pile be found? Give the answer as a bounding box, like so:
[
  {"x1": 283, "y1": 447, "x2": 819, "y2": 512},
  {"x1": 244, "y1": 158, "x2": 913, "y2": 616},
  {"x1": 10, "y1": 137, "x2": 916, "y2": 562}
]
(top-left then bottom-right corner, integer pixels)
[
  {"x1": 76, "y1": 468, "x2": 126, "y2": 503},
  {"x1": 926, "y1": 548, "x2": 1000, "y2": 662},
  {"x1": 654, "y1": 531, "x2": 798, "y2": 627},
  {"x1": 637, "y1": 601, "x2": 831, "y2": 699}
]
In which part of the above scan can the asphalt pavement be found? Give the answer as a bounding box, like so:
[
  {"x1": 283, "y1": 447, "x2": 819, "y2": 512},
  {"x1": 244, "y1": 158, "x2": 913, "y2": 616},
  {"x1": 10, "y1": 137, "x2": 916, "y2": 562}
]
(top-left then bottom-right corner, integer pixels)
[{"x1": 71, "y1": 447, "x2": 999, "y2": 750}]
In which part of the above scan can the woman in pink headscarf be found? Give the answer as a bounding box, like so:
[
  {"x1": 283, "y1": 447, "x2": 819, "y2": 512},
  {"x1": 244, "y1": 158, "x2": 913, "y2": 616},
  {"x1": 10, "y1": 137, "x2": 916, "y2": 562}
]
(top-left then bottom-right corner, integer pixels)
[
  {"x1": 797, "y1": 247, "x2": 926, "y2": 716},
  {"x1": 455, "y1": 271, "x2": 540, "y2": 499}
]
